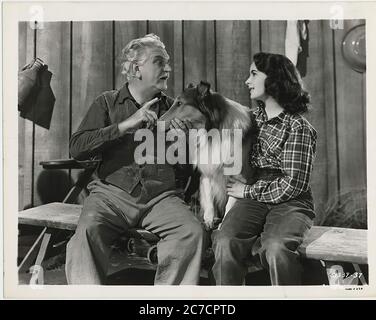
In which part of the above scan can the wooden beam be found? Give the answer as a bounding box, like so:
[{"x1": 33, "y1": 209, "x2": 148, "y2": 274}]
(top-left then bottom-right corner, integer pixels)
[
  {"x1": 33, "y1": 22, "x2": 71, "y2": 206},
  {"x1": 29, "y1": 232, "x2": 52, "y2": 285}
]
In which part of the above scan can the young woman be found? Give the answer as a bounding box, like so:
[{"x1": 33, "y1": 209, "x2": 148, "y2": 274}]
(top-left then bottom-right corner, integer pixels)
[{"x1": 211, "y1": 52, "x2": 317, "y2": 285}]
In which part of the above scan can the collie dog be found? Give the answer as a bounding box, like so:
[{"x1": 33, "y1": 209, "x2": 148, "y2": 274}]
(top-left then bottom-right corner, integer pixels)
[{"x1": 159, "y1": 81, "x2": 256, "y2": 229}]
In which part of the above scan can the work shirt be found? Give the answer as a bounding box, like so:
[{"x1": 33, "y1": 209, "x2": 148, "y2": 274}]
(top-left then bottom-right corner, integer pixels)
[
  {"x1": 70, "y1": 83, "x2": 190, "y2": 203},
  {"x1": 244, "y1": 104, "x2": 317, "y2": 204}
]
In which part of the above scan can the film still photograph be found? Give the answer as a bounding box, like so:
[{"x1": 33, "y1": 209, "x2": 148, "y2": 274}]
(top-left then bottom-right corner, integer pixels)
[{"x1": 14, "y1": 14, "x2": 369, "y2": 293}]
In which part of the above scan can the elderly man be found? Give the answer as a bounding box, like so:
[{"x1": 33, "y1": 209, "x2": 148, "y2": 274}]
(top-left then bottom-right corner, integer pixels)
[{"x1": 66, "y1": 34, "x2": 205, "y2": 285}]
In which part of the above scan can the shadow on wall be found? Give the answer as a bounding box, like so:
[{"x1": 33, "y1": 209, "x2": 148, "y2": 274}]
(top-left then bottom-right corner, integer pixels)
[
  {"x1": 36, "y1": 169, "x2": 74, "y2": 205},
  {"x1": 21, "y1": 169, "x2": 97, "y2": 210}
]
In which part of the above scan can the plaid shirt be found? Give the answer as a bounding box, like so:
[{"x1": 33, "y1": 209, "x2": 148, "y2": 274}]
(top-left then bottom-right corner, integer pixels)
[{"x1": 244, "y1": 105, "x2": 317, "y2": 203}]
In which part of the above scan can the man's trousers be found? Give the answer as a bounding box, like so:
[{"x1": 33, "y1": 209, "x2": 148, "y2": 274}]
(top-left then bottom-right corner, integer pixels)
[{"x1": 66, "y1": 180, "x2": 206, "y2": 285}]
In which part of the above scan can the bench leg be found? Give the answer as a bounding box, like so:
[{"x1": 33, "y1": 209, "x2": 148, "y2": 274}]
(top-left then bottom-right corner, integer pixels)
[
  {"x1": 18, "y1": 227, "x2": 52, "y2": 285},
  {"x1": 29, "y1": 232, "x2": 51, "y2": 285},
  {"x1": 18, "y1": 227, "x2": 47, "y2": 273}
]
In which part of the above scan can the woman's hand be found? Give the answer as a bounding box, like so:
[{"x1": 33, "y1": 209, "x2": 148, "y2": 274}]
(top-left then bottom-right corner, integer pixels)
[{"x1": 226, "y1": 176, "x2": 247, "y2": 199}]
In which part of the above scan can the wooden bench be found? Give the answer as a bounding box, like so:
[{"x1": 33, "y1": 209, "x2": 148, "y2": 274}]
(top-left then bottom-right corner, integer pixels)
[{"x1": 18, "y1": 202, "x2": 368, "y2": 285}]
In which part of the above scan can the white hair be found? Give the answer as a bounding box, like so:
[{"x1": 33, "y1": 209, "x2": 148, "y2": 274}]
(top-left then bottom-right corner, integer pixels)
[{"x1": 121, "y1": 33, "x2": 168, "y2": 80}]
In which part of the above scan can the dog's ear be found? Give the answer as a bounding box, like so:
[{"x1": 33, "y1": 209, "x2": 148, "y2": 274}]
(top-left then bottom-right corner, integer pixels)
[
  {"x1": 197, "y1": 81, "x2": 211, "y2": 98},
  {"x1": 186, "y1": 83, "x2": 195, "y2": 89}
]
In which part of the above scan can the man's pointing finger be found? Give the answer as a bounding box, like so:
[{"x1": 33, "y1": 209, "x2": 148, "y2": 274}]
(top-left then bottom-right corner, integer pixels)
[{"x1": 141, "y1": 97, "x2": 159, "y2": 110}]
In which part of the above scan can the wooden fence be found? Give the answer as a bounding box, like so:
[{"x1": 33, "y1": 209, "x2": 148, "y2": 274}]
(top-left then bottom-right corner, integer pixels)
[{"x1": 18, "y1": 20, "x2": 367, "y2": 223}]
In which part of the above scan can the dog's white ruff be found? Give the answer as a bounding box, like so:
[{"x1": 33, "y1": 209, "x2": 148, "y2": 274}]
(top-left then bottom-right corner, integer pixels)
[{"x1": 193, "y1": 97, "x2": 251, "y2": 229}]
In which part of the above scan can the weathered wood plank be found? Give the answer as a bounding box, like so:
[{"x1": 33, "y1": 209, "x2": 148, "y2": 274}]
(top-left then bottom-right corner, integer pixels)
[
  {"x1": 318, "y1": 20, "x2": 340, "y2": 223},
  {"x1": 148, "y1": 21, "x2": 183, "y2": 98},
  {"x1": 302, "y1": 20, "x2": 337, "y2": 224},
  {"x1": 334, "y1": 20, "x2": 366, "y2": 193},
  {"x1": 362, "y1": 72, "x2": 366, "y2": 172},
  {"x1": 33, "y1": 22, "x2": 71, "y2": 206},
  {"x1": 260, "y1": 20, "x2": 286, "y2": 54},
  {"x1": 299, "y1": 226, "x2": 367, "y2": 264},
  {"x1": 18, "y1": 21, "x2": 28, "y2": 70},
  {"x1": 19, "y1": 202, "x2": 82, "y2": 231},
  {"x1": 18, "y1": 22, "x2": 35, "y2": 210},
  {"x1": 250, "y1": 20, "x2": 261, "y2": 55},
  {"x1": 216, "y1": 20, "x2": 252, "y2": 106},
  {"x1": 183, "y1": 20, "x2": 215, "y2": 89},
  {"x1": 114, "y1": 21, "x2": 147, "y2": 90},
  {"x1": 18, "y1": 21, "x2": 27, "y2": 210},
  {"x1": 249, "y1": 20, "x2": 262, "y2": 109},
  {"x1": 71, "y1": 21, "x2": 114, "y2": 133},
  {"x1": 71, "y1": 21, "x2": 113, "y2": 203},
  {"x1": 19, "y1": 202, "x2": 367, "y2": 265}
]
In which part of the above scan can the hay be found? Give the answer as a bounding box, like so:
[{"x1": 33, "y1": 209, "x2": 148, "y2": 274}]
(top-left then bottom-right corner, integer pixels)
[{"x1": 320, "y1": 188, "x2": 367, "y2": 229}]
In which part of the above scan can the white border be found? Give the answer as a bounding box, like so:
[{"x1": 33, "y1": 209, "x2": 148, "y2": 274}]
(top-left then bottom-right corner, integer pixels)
[{"x1": 3, "y1": 1, "x2": 376, "y2": 299}]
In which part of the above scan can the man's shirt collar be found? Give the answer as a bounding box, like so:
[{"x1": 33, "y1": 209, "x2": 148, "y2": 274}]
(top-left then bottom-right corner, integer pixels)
[{"x1": 117, "y1": 83, "x2": 168, "y2": 107}]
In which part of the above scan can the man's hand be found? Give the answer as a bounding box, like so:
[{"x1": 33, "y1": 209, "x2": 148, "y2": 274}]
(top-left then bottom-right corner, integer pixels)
[
  {"x1": 118, "y1": 97, "x2": 159, "y2": 134},
  {"x1": 226, "y1": 176, "x2": 247, "y2": 199}
]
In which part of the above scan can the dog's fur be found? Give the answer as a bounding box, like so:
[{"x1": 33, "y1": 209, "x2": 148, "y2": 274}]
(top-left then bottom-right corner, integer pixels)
[{"x1": 160, "y1": 81, "x2": 256, "y2": 229}]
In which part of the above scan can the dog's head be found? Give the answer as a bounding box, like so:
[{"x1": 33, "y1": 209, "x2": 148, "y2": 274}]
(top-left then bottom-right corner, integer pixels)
[{"x1": 159, "y1": 81, "x2": 229, "y2": 131}]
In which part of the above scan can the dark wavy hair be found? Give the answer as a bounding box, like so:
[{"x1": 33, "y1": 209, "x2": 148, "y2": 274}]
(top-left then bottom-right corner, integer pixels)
[{"x1": 253, "y1": 52, "x2": 311, "y2": 114}]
